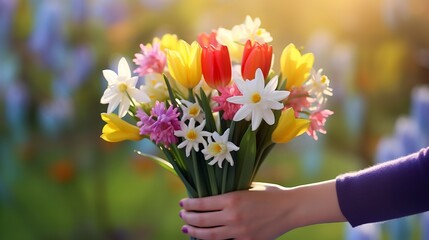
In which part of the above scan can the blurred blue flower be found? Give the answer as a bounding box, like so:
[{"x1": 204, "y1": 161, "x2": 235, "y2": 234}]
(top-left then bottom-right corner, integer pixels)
[
  {"x1": 345, "y1": 223, "x2": 380, "y2": 240},
  {"x1": 385, "y1": 217, "x2": 413, "y2": 240},
  {"x1": 375, "y1": 137, "x2": 404, "y2": 164},
  {"x1": 5, "y1": 82, "x2": 29, "y2": 143},
  {"x1": 0, "y1": 0, "x2": 17, "y2": 46},
  {"x1": 90, "y1": 0, "x2": 128, "y2": 26},
  {"x1": 38, "y1": 97, "x2": 73, "y2": 136},
  {"x1": 28, "y1": 1, "x2": 65, "y2": 66},
  {"x1": 70, "y1": 0, "x2": 87, "y2": 23},
  {"x1": 421, "y1": 212, "x2": 429, "y2": 240},
  {"x1": 300, "y1": 136, "x2": 323, "y2": 178},
  {"x1": 0, "y1": 50, "x2": 19, "y2": 93},
  {"x1": 344, "y1": 94, "x2": 366, "y2": 138},
  {"x1": 411, "y1": 86, "x2": 429, "y2": 143},
  {"x1": 64, "y1": 45, "x2": 94, "y2": 91},
  {"x1": 393, "y1": 117, "x2": 426, "y2": 155}
]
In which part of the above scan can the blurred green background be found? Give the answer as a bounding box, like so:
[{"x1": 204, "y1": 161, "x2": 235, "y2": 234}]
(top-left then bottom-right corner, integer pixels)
[{"x1": 1, "y1": 0, "x2": 429, "y2": 239}]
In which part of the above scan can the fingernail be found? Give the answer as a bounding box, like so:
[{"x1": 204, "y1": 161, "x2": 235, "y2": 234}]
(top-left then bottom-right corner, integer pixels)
[
  {"x1": 179, "y1": 200, "x2": 183, "y2": 207},
  {"x1": 181, "y1": 226, "x2": 188, "y2": 234}
]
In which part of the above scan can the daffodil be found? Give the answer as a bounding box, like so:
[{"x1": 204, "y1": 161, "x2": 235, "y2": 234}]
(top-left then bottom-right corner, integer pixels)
[
  {"x1": 202, "y1": 129, "x2": 239, "y2": 168},
  {"x1": 227, "y1": 68, "x2": 290, "y2": 131},
  {"x1": 280, "y1": 43, "x2": 314, "y2": 90},
  {"x1": 100, "y1": 113, "x2": 144, "y2": 142},
  {"x1": 174, "y1": 119, "x2": 211, "y2": 157},
  {"x1": 271, "y1": 108, "x2": 309, "y2": 143},
  {"x1": 167, "y1": 40, "x2": 202, "y2": 89},
  {"x1": 180, "y1": 100, "x2": 205, "y2": 123},
  {"x1": 100, "y1": 57, "x2": 150, "y2": 118}
]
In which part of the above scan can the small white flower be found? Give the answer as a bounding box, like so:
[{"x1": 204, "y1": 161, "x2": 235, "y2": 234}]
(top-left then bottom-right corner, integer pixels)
[
  {"x1": 202, "y1": 129, "x2": 239, "y2": 168},
  {"x1": 305, "y1": 69, "x2": 333, "y2": 105},
  {"x1": 227, "y1": 68, "x2": 290, "y2": 131},
  {"x1": 180, "y1": 100, "x2": 205, "y2": 123},
  {"x1": 216, "y1": 16, "x2": 272, "y2": 63},
  {"x1": 232, "y1": 16, "x2": 273, "y2": 44},
  {"x1": 174, "y1": 119, "x2": 211, "y2": 157},
  {"x1": 141, "y1": 73, "x2": 169, "y2": 105},
  {"x1": 100, "y1": 57, "x2": 150, "y2": 118}
]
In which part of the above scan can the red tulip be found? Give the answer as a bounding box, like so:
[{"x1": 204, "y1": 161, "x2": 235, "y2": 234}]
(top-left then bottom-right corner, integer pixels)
[
  {"x1": 241, "y1": 40, "x2": 272, "y2": 80},
  {"x1": 198, "y1": 30, "x2": 219, "y2": 48},
  {"x1": 201, "y1": 44, "x2": 232, "y2": 89}
]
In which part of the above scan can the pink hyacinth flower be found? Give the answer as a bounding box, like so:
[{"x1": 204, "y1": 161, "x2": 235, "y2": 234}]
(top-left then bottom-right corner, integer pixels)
[
  {"x1": 307, "y1": 109, "x2": 334, "y2": 140},
  {"x1": 133, "y1": 42, "x2": 166, "y2": 76},
  {"x1": 284, "y1": 86, "x2": 312, "y2": 116},
  {"x1": 136, "y1": 102, "x2": 180, "y2": 147},
  {"x1": 213, "y1": 84, "x2": 242, "y2": 120}
]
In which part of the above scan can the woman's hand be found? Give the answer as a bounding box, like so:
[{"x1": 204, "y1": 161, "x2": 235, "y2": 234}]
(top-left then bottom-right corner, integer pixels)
[
  {"x1": 178, "y1": 182, "x2": 295, "y2": 240},
  {"x1": 178, "y1": 180, "x2": 345, "y2": 240}
]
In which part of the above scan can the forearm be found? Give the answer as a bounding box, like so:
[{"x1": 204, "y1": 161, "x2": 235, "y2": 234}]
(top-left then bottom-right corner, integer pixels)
[
  {"x1": 336, "y1": 146, "x2": 429, "y2": 226},
  {"x1": 285, "y1": 179, "x2": 346, "y2": 229}
]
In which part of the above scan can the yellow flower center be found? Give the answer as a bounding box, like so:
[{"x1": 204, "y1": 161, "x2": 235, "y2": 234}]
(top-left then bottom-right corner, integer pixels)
[
  {"x1": 186, "y1": 130, "x2": 197, "y2": 141},
  {"x1": 189, "y1": 106, "x2": 200, "y2": 117},
  {"x1": 251, "y1": 92, "x2": 261, "y2": 103},
  {"x1": 321, "y1": 75, "x2": 328, "y2": 84},
  {"x1": 118, "y1": 83, "x2": 128, "y2": 93},
  {"x1": 209, "y1": 143, "x2": 225, "y2": 155}
]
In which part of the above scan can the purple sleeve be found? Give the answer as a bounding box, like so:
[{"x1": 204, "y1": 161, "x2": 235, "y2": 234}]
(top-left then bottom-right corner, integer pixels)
[{"x1": 336, "y1": 146, "x2": 429, "y2": 227}]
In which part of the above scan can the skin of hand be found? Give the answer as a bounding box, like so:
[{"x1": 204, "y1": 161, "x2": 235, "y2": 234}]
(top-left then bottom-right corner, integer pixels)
[{"x1": 179, "y1": 180, "x2": 346, "y2": 240}]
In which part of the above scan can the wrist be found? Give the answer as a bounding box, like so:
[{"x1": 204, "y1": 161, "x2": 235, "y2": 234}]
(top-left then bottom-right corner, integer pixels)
[{"x1": 284, "y1": 180, "x2": 346, "y2": 230}]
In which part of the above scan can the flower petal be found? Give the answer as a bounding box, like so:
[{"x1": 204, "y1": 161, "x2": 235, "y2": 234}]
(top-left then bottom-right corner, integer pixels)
[
  {"x1": 103, "y1": 70, "x2": 118, "y2": 85},
  {"x1": 118, "y1": 57, "x2": 131, "y2": 78}
]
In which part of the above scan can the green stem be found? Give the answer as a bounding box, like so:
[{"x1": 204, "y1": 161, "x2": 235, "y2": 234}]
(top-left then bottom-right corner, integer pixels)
[
  {"x1": 188, "y1": 88, "x2": 195, "y2": 103},
  {"x1": 207, "y1": 165, "x2": 219, "y2": 195},
  {"x1": 191, "y1": 150, "x2": 204, "y2": 198},
  {"x1": 221, "y1": 164, "x2": 228, "y2": 194}
]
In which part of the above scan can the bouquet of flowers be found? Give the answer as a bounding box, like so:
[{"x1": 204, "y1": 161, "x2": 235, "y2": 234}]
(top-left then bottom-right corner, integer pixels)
[{"x1": 100, "y1": 16, "x2": 333, "y2": 199}]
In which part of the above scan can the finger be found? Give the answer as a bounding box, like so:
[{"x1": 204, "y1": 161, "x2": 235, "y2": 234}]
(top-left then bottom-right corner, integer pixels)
[
  {"x1": 180, "y1": 195, "x2": 229, "y2": 211},
  {"x1": 180, "y1": 209, "x2": 227, "y2": 228},
  {"x1": 181, "y1": 224, "x2": 233, "y2": 240}
]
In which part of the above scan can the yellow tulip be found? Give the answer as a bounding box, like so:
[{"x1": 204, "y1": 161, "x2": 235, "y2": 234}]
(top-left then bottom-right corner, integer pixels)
[
  {"x1": 154, "y1": 33, "x2": 179, "y2": 51},
  {"x1": 100, "y1": 113, "x2": 143, "y2": 142},
  {"x1": 272, "y1": 108, "x2": 310, "y2": 143},
  {"x1": 280, "y1": 43, "x2": 314, "y2": 90},
  {"x1": 167, "y1": 40, "x2": 202, "y2": 89}
]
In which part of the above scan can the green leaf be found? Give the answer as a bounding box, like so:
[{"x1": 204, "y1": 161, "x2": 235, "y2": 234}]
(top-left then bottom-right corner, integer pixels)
[
  {"x1": 163, "y1": 74, "x2": 179, "y2": 109},
  {"x1": 235, "y1": 125, "x2": 257, "y2": 190},
  {"x1": 197, "y1": 88, "x2": 217, "y2": 132},
  {"x1": 191, "y1": 150, "x2": 207, "y2": 197},
  {"x1": 160, "y1": 147, "x2": 198, "y2": 197},
  {"x1": 206, "y1": 164, "x2": 219, "y2": 196},
  {"x1": 134, "y1": 150, "x2": 176, "y2": 175}
]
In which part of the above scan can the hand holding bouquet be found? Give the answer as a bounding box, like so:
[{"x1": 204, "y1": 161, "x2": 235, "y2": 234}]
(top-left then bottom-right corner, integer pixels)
[{"x1": 100, "y1": 16, "x2": 333, "y2": 199}]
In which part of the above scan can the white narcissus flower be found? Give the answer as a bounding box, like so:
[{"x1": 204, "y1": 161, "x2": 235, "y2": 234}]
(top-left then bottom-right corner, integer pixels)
[
  {"x1": 227, "y1": 68, "x2": 290, "y2": 131},
  {"x1": 174, "y1": 119, "x2": 211, "y2": 157},
  {"x1": 305, "y1": 68, "x2": 333, "y2": 105},
  {"x1": 180, "y1": 100, "x2": 205, "y2": 123},
  {"x1": 100, "y1": 57, "x2": 150, "y2": 118},
  {"x1": 232, "y1": 15, "x2": 273, "y2": 45},
  {"x1": 141, "y1": 73, "x2": 169, "y2": 105},
  {"x1": 202, "y1": 129, "x2": 239, "y2": 168},
  {"x1": 216, "y1": 16, "x2": 272, "y2": 63}
]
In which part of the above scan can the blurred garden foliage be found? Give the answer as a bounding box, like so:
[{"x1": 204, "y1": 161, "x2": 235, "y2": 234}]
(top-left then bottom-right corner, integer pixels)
[{"x1": 1, "y1": 0, "x2": 428, "y2": 239}]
